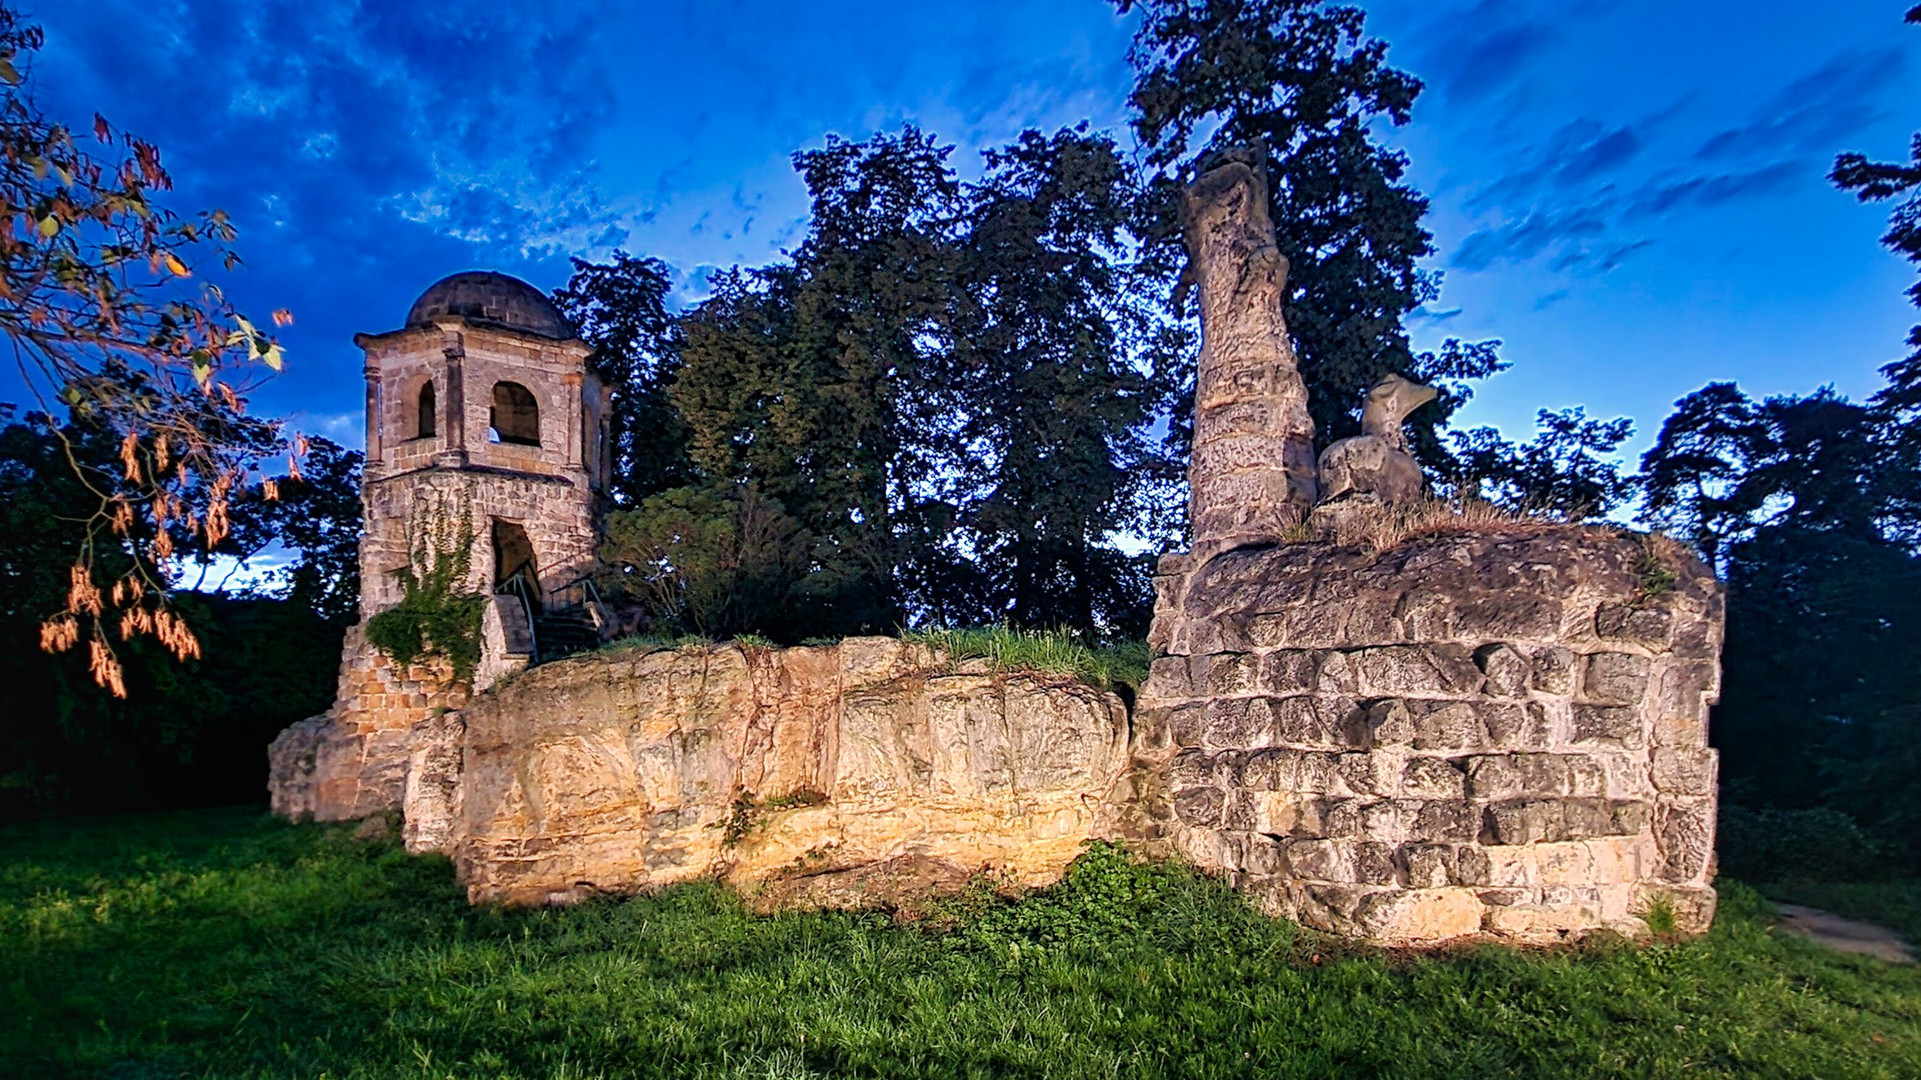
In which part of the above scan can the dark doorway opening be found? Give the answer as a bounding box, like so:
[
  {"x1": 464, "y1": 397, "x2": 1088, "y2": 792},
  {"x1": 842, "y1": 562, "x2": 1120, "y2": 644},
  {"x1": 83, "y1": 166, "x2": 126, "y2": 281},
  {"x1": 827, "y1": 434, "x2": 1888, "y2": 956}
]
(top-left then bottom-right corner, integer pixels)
[{"x1": 492, "y1": 519, "x2": 538, "y2": 596}]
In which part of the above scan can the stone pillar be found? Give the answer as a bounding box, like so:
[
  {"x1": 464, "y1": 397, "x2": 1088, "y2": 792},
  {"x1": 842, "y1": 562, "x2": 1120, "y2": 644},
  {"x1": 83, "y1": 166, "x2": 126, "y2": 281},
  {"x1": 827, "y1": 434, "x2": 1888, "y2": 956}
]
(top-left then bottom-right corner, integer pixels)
[
  {"x1": 362, "y1": 366, "x2": 384, "y2": 478},
  {"x1": 437, "y1": 332, "x2": 469, "y2": 468},
  {"x1": 1182, "y1": 148, "x2": 1317, "y2": 552},
  {"x1": 562, "y1": 371, "x2": 584, "y2": 471}
]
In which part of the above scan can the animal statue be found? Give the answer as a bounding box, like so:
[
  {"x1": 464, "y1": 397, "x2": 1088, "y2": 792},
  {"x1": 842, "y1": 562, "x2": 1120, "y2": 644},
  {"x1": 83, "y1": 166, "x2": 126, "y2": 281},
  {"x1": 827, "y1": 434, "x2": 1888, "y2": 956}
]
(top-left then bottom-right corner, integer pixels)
[
  {"x1": 1314, "y1": 373, "x2": 1438, "y2": 511},
  {"x1": 1360, "y1": 373, "x2": 1439, "y2": 448}
]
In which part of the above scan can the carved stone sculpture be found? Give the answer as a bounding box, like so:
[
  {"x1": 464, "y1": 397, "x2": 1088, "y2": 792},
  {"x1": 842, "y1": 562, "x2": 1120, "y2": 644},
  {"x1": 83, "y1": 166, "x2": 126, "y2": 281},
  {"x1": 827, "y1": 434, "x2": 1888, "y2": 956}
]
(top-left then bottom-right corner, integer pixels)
[
  {"x1": 1315, "y1": 373, "x2": 1438, "y2": 514},
  {"x1": 1181, "y1": 147, "x2": 1317, "y2": 552}
]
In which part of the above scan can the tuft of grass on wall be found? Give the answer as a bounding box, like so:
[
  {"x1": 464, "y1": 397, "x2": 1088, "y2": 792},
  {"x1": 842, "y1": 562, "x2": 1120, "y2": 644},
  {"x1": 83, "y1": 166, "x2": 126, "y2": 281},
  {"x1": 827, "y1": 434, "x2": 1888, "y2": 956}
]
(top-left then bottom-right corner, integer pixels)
[{"x1": 903, "y1": 626, "x2": 1149, "y2": 691}]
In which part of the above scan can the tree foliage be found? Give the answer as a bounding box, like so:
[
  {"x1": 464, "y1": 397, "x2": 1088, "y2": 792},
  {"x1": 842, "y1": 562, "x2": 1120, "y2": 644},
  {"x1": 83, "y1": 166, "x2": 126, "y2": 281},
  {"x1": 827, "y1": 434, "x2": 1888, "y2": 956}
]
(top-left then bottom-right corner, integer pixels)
[
  {"x1": 552, "y1": 251, "x2": 689, "y2": 505},
  {"x1": 0, "y1": 411, "x2": 338, "y2": 816},
  {"x1": 271, "y1": 436, "x2": 362, "y2": 623},
  {"x1": 600, "y1": 482, "x2": 812, "y2": 641},
  {"x1": 1445, "y1": 408, "x2": 1635, "y2": 520},
  {"x1": 950, "y1": 127, "x2": 1158, "y2": 634},
  {"x1": 0, "y1": 5, "x2": 289, "y2": 694},
  {"x1": 1118, "y1": 0, "x2": 1503, "y2": 474}
]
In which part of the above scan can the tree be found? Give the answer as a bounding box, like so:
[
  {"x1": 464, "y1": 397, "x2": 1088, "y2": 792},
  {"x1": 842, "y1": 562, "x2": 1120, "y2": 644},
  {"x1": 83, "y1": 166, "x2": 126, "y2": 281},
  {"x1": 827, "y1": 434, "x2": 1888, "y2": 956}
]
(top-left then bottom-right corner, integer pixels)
[
  {"x1": 551, "y1": 251, "x2": 690, "y2": 505},
  {"x1": 673, "y1": 127, "x2": 964, "y2": 634},
  {"x1": 599, "y1": 482, "x2": 811, "y2": 641},
  {"x1": 1640, "y1": 385, "x2": 1887, "y2": 568},
  {"x1": 0, "y1": 410, "x2": 338, "y2": 817},
  {"x1": 951, "y1": 127, "x2": 1157, "y2": 635},
  {"x1": 1118, "y1": 0, "x2": 1503, "y2": 477},
  {"x1": 1831, "y1": 3, "x2": 1921, "y2": 543},
  {"x1": 1445, "y1": 407, "x2": 1634, "y2": 520},
  {"x1": 271, "y1": 436, "x2": 362, "y2": 623},
  {"x1": 1639, "y1": 380, "x2": 1920, "y2": 866},
  {"x1": 0, "y1": 6, "x2": 288, "y2": 694}
]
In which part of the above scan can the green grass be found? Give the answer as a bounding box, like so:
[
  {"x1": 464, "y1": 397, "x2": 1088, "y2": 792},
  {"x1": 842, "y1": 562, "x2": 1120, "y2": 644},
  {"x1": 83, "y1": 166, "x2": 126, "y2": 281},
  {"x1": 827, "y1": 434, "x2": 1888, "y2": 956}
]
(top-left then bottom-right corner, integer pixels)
[
  {"x1": 4, "y1": 808, "x2": 1918, "y2": 1079},
  {"x1": 904, "y1": 626, "x2": 1150, "y2": 691}
]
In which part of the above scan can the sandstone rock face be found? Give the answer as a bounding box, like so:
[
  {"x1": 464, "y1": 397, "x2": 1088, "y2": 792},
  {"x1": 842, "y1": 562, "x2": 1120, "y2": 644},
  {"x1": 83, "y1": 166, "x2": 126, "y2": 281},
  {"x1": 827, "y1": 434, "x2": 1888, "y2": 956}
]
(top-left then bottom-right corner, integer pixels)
[
  {"x1": 398, "y1": 638, "x2": 1132, "y2": 907},
  {"x1": 1133, "y1": 527, "x2": 1723, "y2": 944},
  {"x1": 1182, "y1": 150, "x2": 1317, "y2": 551}
]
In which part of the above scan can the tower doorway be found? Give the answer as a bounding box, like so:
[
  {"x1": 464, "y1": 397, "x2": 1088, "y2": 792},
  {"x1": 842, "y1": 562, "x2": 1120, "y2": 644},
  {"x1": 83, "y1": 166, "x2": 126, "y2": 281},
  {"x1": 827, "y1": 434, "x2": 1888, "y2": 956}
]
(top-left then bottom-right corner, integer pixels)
[{"x1": 492, "y1": 519, "x2": 539, "y2": 597}]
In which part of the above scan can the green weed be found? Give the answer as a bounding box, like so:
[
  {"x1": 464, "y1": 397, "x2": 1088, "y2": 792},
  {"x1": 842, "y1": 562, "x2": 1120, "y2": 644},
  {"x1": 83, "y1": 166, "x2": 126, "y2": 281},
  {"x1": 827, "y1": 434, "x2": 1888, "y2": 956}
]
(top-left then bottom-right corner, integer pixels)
[{"x1": 903, "y1": 625, "x2": 1149, "y2": 691}]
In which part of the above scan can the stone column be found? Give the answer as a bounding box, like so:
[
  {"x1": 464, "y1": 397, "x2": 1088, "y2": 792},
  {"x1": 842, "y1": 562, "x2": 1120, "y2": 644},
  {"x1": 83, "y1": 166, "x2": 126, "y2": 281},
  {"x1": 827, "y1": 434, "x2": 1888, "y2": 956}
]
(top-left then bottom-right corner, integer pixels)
[
  {"x1": 1182, "y1": 148, "x2": 1317, "y2": 552},
  {"x1": 437, "y1": 331, "x2": 469, "y2": 468},
  {"x1": 362, "y1": 365, "x2": 384, "y2": 478},
  {"x1": 562, "y1": 371, "x2": 584, "y2": 471}
]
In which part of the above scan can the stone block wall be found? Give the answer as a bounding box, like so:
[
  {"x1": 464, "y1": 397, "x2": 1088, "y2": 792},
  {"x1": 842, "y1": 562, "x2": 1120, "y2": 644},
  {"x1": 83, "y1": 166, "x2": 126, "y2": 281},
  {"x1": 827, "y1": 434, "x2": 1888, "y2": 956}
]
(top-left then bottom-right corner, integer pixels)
[
  {"x1": 358, "y1": 467, "x2": 598, "y2": 615},
  {"x1": 1130, "y1": 526, "x2": 1722, "y2": 944},
  {"x1": 268, "y1": 624, "x2": 473, "y2": 822}
]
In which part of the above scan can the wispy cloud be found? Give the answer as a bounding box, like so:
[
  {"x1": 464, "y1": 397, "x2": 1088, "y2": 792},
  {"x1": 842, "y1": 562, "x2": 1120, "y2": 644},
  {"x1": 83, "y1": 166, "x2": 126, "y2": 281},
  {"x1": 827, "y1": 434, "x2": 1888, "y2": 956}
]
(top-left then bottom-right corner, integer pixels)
[{"x1": 1445, "y1": 41, "x2": 1904, "y2": 276}]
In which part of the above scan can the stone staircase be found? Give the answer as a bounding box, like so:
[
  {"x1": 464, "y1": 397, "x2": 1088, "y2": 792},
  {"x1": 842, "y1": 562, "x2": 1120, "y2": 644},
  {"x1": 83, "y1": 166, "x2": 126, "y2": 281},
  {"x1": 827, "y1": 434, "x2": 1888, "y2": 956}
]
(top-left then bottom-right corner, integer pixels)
[{"x1": 532, "y1": 605, "x2": 603, "y2": 661}]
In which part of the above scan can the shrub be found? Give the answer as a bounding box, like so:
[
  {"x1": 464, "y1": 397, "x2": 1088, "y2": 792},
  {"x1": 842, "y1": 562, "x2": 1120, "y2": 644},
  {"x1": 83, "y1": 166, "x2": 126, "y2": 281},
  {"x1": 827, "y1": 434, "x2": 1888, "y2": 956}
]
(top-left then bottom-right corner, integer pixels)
[
  {"x1": 600, "y1": 482, "x2": 812, "y2": 641},
  {"x1": 1717, "y1": 804, "x2": 1891, "y2": 882}
]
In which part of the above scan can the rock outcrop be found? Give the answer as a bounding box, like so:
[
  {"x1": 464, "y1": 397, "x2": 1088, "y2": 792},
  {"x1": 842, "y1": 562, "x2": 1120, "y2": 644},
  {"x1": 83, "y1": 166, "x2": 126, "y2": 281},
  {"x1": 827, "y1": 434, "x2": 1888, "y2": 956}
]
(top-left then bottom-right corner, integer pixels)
[
  {"x1": 387, "y1": 638, "x2": 1131, "y2": 906},
  {"x1": 1131, "y1": 527, "x2": 1723, "y2": 944}
]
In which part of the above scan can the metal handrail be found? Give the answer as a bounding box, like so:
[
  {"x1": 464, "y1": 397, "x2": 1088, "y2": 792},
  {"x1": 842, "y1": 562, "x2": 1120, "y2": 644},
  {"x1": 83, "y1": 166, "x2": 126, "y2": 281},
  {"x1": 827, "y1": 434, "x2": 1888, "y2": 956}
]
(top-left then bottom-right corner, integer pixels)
[
  {"x1": 548, "y1": 572, "x2": 605, "y2": 612},
  {"x1": 498, "y1": 574, "x2": 540, "y2": 661}
]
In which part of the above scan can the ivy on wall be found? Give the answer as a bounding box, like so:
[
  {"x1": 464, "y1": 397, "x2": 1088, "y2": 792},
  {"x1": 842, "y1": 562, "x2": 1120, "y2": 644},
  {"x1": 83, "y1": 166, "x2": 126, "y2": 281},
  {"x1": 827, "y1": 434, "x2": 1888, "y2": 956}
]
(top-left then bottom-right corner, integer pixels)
[{"x1": 365, "y1": 492, "x2": 488, "y2": 683}]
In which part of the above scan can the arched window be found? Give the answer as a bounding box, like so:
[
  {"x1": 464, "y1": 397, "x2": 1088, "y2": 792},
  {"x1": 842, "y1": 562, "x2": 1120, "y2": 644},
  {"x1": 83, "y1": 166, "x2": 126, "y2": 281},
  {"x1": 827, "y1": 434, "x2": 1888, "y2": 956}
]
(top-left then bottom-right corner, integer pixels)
[
  {"x1": 416, "y1": 380, "x2": 437, "y2": 439},
  {"x1": 489, "y1": 381, "x2": 540, "y2": 446}
]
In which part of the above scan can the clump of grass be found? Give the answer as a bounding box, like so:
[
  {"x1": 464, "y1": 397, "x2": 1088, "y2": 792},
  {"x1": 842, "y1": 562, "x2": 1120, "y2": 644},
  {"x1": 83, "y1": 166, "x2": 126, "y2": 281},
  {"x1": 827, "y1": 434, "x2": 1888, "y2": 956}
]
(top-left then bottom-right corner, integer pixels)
[
  {"x1": 1638, "y1": 891, "x2": 1681, "y2": 937},
  {"x1": 1321, "y1": 496, "x2": 1564, "y2": 554},
  {"x1": 719, "y1": 788, "x2": 832, "y2": 847},
  {"x1": 1636, "y1": 532, "x2": 1685, "y2": 602},
  {"x1": 732, "y1": 632, "x2": 776, "y2": 650},
  {"x1": 903, "y1": 626, "x2": 1149, "y2": 691},
  {"x1": 597, "y1": 632, "x2": 715, "y2": 654}
]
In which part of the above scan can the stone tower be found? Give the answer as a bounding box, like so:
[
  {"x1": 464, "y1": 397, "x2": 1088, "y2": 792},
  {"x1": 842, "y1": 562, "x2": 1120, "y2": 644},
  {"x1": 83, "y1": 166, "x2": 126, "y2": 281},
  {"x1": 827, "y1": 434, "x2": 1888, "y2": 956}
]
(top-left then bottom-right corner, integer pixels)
[
  {"x1": 268, "y1": 270, "x2": 612, "y2": 822},
  {"x1": 354, "y1": 270, "x2": 611, "y2": 624}
]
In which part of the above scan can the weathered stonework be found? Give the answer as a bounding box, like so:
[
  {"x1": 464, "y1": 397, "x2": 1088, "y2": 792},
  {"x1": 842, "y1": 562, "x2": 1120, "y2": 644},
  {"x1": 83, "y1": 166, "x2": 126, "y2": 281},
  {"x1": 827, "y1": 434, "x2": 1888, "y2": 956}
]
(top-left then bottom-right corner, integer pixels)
[
  {"x1": 270, "y1": 258, "x2": 1727, "y2": 948},
  {"x1": 274, "y1": 272, "x2": 613, "y2": 823},
  {"x1": 1130, "y1": 528, "x2": 1723, "y2": 944},
  {"x1": 1182, "y1": 147, "x2": 1318, "y2": 551},
  {"x1": 396, "y1": 638, "x2": 1131, "y2": 907},
  {"x1": 269, "y1": 623, "x2": 472, "y2": 821}
]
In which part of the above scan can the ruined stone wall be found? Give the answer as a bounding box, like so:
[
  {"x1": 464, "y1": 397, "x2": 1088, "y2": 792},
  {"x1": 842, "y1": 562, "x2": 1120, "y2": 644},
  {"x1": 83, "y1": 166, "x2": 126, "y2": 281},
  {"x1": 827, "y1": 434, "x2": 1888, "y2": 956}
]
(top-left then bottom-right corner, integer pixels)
[
  {"x1": 397, "y1": 638, "x2": 1132, "y2": 907},
  {"x1": 1130, "y1": 527, "x2": 1722, "y2": 944},
  {"x1": 268, "y1": 624, "x2": 472, "y2": 822}
]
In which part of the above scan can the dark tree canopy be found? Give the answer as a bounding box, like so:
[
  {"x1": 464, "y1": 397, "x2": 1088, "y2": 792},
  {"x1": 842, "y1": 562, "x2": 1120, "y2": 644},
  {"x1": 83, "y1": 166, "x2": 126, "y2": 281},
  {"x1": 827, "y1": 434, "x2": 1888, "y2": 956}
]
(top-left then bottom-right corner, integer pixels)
[
  {"x1": 1117, "y1": 0, "x2": 1502, "y2": 478},
  {"x1": 0, "y1": 5, "x2": 291, "y2": 694},
  {"x1": 552, "y1": 251, "x2": 690, "y2": 505}
]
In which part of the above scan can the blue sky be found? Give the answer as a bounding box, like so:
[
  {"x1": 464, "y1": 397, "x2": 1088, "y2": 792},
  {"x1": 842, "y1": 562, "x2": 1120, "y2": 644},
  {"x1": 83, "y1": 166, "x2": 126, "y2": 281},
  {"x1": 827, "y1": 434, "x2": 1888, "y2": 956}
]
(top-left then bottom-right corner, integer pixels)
[{"x1": 29, "y1": 0, "x2": 1921, "y2": 461}]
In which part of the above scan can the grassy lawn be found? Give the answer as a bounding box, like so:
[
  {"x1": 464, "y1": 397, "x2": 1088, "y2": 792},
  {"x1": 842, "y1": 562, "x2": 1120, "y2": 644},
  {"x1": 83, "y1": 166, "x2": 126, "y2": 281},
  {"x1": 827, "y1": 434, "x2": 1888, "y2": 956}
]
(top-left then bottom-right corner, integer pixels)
[{"x1": 1, "y1": 808, "x2": 1916, "y2": 1079}]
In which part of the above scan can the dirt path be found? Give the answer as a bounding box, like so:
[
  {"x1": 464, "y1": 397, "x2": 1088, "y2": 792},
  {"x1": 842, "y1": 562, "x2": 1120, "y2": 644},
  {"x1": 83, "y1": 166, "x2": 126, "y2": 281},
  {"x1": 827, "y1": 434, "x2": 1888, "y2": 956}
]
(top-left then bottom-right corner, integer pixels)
[{"x1": 1774, "y1": 903, "x2": 1915, "y2": 963}]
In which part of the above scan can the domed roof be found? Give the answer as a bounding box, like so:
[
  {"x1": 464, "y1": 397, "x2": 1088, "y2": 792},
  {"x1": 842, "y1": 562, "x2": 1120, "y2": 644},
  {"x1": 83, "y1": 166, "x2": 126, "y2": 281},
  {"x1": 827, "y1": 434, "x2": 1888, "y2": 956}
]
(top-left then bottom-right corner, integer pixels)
[{"x1": 405, "y1": 270, "x2": 573, "y2": 339}]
